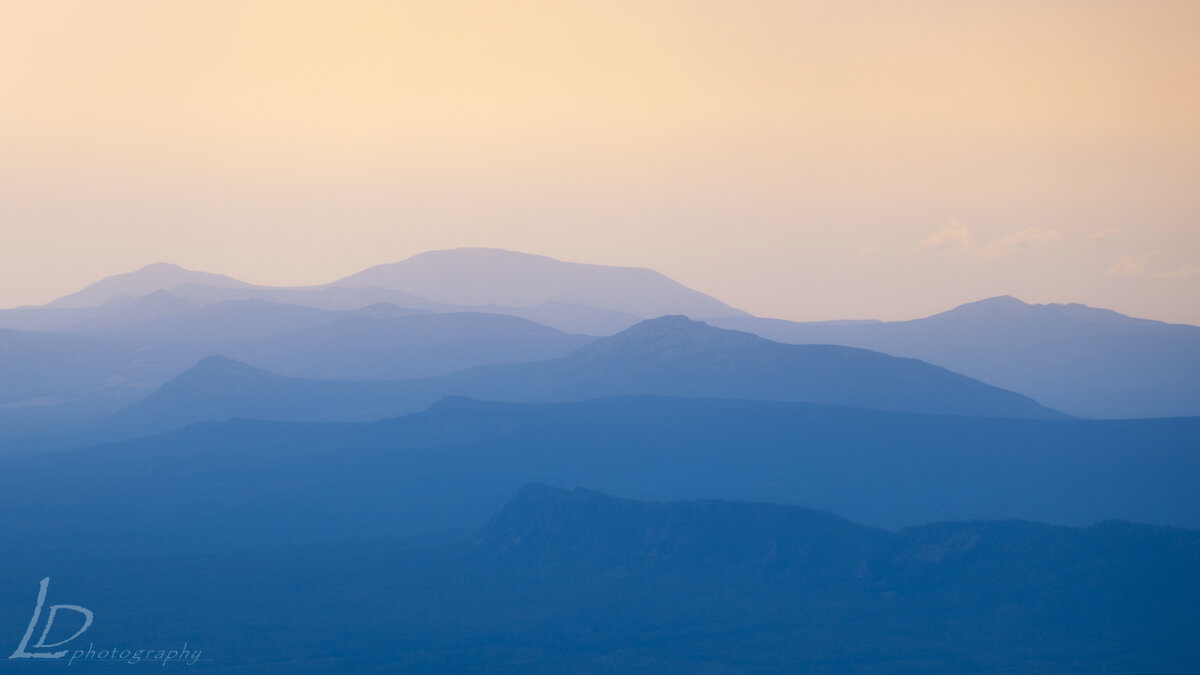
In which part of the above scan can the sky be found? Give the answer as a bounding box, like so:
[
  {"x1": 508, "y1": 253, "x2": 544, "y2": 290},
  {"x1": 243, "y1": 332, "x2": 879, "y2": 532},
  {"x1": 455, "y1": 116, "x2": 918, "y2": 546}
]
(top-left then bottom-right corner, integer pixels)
[{"x1": 1, "y1": 0, "x2": 1198, "y2": 324}]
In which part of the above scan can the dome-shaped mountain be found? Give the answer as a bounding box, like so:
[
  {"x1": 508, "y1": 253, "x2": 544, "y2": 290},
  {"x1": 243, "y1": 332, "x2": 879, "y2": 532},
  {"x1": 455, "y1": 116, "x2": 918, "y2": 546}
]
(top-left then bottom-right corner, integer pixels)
[{"x1": 332, "y1": 248, "x2": 746, "y2": 320}]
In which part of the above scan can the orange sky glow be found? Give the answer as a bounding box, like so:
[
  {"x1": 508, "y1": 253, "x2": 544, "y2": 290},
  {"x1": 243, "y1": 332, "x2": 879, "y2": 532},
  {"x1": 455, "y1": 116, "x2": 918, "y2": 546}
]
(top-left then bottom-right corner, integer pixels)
[{"x1": 1, "y1": 0, "x2": 1198, "y2": 322}]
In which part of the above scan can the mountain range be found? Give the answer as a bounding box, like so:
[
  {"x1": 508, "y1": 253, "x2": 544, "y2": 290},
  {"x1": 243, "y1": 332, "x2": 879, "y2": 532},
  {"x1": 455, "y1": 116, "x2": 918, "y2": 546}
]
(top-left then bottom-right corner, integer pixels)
[
  {"x1": 0, "y1": 302, "x2": 592, "y2": 414},
  {"x1": 715, "y1": 295, "x2": 1200, "y2": 418},
  {"x1": 1, "y1": 248, "x2": 741, "y2": 334},
  {"x1": 91, "y1": 316, "x2": 1059, "y2": 442},
  {"x1": 8, "y1": 395, "x2": 1193, "y2": 549},
  {"x1": 1, "y1": 246, "x2": 1196, "y2": 673},
  {"x1": 2, "y1": 248, "x2": 1196, "y2": 419}
]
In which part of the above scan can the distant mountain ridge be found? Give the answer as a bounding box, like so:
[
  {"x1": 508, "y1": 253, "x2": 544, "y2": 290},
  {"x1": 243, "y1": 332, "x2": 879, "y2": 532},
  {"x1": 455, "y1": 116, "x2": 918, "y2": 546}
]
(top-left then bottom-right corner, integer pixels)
[
  {"x1": 931, "y1": 294, "x2": 1142, "y2": 323},
  {"x1": 484, "y1": 483, "x2": 1200, "y2": 579},
  {"x1": 0, "y1": 307, "x2": 597, "y2": 446},
  {"x1": 14, "y1": 394, "x2": 1199, "y2": 536},
  {"x1": 4, "y1": 252, "x2": 1198, "y2": 419},
  {"x1": 106, "y1": 355, "x2": 410, "y2": 431},
  {"x1": 471, "y1": 485, "x2": 1200, "y2": 672},
  {"x1": 442, "y1": 315, "x2": 1062, "y2": 418},
  {"x1": 714, "y1": 295, "x2": 1200, "y2": 418},
  {"x1": 482, "y1": 483, "x2": 886, "y2": 570},
  {"x1": 46, "y1": 262, "x2": 252, "y2": 309},
  {"x1": 104, "y1": 315, "x2": 1062, "y2": 436},
  {"x1": 333, "y1": 248, "x2": 747, "y2": 319},
  {"x1": 7, "y1": 249, "x2": 745, "y2": 335}
]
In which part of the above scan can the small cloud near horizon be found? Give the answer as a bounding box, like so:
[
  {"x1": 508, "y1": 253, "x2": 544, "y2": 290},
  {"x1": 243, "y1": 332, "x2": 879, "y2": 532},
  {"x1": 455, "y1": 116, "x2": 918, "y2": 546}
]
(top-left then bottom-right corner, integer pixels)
[
  {"x1": 920, "y1": 223, "x2": 971, "y2": 252},
  {"x1": 1108, "y1": 252, "x2": 1160, "y2": 277},
  {"x1": 984, "y1": 227, "x2": 1061, "y2": 257}
]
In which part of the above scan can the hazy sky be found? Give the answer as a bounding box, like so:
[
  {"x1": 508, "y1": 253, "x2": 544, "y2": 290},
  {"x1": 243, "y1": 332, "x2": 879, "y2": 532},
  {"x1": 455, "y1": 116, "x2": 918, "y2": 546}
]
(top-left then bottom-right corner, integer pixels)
[{"x1": 2, "y1": 0, "x2": 1198, "y2": 323}]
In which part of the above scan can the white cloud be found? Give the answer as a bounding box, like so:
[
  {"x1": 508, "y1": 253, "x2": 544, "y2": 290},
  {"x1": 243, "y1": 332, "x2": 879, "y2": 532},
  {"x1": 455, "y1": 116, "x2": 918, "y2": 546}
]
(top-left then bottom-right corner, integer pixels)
[
  {"x1": 1108, "y1": 252, "x2": 1159, "y2": 277},
  {"x1": 1108, "y1": 256, "x2": 1146, "y2": 276},
  {"x1": 920, "y1": 223, "x2": 970, "y2": 252},
  {"x1": 1089, "y1": 227, "x2": 1122, "y2": 241},
  {"x1": 983, "y1": 227, "x2": 1061, "y2": 256}
]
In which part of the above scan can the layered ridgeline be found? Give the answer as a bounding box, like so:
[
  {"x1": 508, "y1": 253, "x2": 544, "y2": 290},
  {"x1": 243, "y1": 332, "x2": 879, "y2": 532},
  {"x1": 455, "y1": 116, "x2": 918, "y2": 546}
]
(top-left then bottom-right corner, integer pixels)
[
  {"x1": 7, "y1": 397, "x2": 1195, "y2": 551},
  {"x1": 2, "y1": 249, "x2": 1196, "y2": 419},
  {"x1": 715, "y1": 295, "x2": 1200, "y2": 418},
  {"x1": 123, "y1": 305, "x2": 596, "y2": 380},
  {"x1": 0, "y1": 483, "x2": 1194, "y2": 672},
  {"x1": 0, "y1": 308, "x2": 595, "y2": 435},
  {"x1": 103, "y1": 316, "x2": 1060, "y2": 438},
  {"x1": 44, "y1": 262, "x2": 253, "y2": 308},
  {"x1": 0, "y1": 249, "x2": 744, "y2": 435},
  {"x1": 0, "y1": 249, "x2": 745, "y2": 334},
  {"x1": 0, "y1": 308, "x2": 593, "y2": 410}
]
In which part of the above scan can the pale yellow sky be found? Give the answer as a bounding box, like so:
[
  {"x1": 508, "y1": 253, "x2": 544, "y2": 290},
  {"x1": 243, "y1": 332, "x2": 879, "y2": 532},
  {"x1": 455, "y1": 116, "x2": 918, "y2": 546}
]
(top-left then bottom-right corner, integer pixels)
[{"x1": 1, "y1": 0, "x2": 1198, "y2": 323}]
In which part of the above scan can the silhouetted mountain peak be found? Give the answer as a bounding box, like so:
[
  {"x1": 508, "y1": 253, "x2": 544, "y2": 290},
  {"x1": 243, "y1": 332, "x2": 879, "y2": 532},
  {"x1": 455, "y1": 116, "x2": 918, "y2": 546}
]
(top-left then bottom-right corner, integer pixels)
[
  {"x1": 136, "y1": 288, "x2": 187, "y2": 302},
  {"x1": 616, "y1": 314, "x2": 707, "y2": 335},
  {"x1": 100, "y1": 355, "x2": 286, "y2": 431},
  {"x1": 193, "y1": 353, "x2": 258, "y2": 370},
  {"x1": 578, "y1": 315, "x2": 761, "y2": 356},
  {"x1": 48, "y1": 262, "x2": 252, "y2": 309},
  {"x1": 930, "y1": 295, "x2": 1032, "y2": 321},
  {"x1": 502, "y1": 482, "x2": 585, "y2": 512},
  {"x1": 166, "y1": 355, "x2": 277, "y2": 391},
  {"x1": 138, "y1": 262, "x2": 187, "y2": 273},
  {"x1": 933, "y1": 295, "x2": 1149, "y2": 326},
  {"x1": 971, "y1": 294, "x2": 1026, "y2": 309},
  {"x1": 405, "y1": 247, "x2": 562, "y2": 266},
  {"x1": 422, "y1": 395, "x2": 498, "y2": 414}
]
